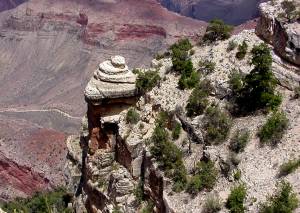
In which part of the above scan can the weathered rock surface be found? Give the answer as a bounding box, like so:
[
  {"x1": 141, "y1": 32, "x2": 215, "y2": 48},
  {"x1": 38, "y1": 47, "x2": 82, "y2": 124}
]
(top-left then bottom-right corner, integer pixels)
[
  {"x1": 0, "y1": 0, "x2": 207, "y2": 200},
  {"x1": 67, "y1": 27, "x2": 300, "y2": 212},
  {"x1": 256, "y1": 0, "x2": 300, "y2": 65}
]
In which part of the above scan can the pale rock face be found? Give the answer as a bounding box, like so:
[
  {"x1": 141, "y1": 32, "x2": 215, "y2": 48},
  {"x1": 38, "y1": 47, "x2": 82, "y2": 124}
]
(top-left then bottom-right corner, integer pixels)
[
  {"x1": 256, "y1": 0, "x2": 300, "y2": 65},
  {"x1": 84, "y1": 56, "x2": 137, "y2": 101}
]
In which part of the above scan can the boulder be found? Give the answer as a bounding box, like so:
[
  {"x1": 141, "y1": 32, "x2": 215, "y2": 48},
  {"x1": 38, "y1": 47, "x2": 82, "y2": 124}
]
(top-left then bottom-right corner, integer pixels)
[{"x1": 256, "y1": 0, "x2": 300, "y2": 65}]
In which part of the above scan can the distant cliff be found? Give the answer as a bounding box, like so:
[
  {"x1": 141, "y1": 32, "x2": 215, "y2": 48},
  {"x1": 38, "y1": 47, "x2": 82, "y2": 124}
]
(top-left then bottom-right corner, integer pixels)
[
  {"x1": 157, "y1": 0, "x2": 265, "y2": 25},
  {"x1": 0, "y1": 0, "x2": 27, "y2": 12}
]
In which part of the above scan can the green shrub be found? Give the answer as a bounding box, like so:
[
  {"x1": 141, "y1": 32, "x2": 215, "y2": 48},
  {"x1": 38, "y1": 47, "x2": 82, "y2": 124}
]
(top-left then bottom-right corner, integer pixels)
[
  {"x1": 126, "y1": 108, "x2": 140, "y2": 124},
  {"x1": 134, "y1": 181, "x2": 144, "y2": 204},
  {"x1": 226, "y1": 184, "x2": 247, "y2": 213},
  {"x1": 171, "y1": 38, "x2": 193, "y2": 53},
  {"x1": 236, "y1": 43, "x2": 282, "y2": 113},
  {"x1": 198, "y1": 59, "x2": 216, "y2": 75},
  {"x1": 186, "y1": 79, "x2": 213, "y2": 117},
  {"x1": 227, "y1": 40, "x2": 238, "y2": 52},
  {"x1": 229, "y1": 70, "x2": 244, "y2": 96},
  {"x1": 229, "y1": 129, "x2": 250, "y2": 153},
  {"x1": 136, "y1": 70, "x2": 161, "y2": 93},
  {"x1": 279, "y1": 158, "x2": 300, "y2": 177},
  {"x1": 260, "y1": 181, "x2": 299, "y2": 213},
  {"x1": 172, "y1": 122, "x2": 182, "y2": 140},
  {"x1": 203, "y1": 194, "x2": 222, "y2": 213},
  {"x1": 236, "y1": 40, "x2": 248, "y2": 60},
  {"x1": 150, "y1": 114, "x2": 187, "y2": 192},
  {"x1": 178, "y1": 68, "x2": 200, "y2": 89},
  {"x1": 196, "y1": 160, "x2": 218, "y2": 190},
  {"x1": 203, "y1": 105, "x2": 232, "y2": 145},
  {"x1": 171, "y1": 39, "x2": 192, "y2": 73},
  {"x1": 233, "y1": 170, "x2": 242, "y2": 181},
  {"x1": 2, "y1": 188, "x2": 72, "y2": 213},
  {"x1": 187, "y1": 160, "x2": 218, "y2": 194},
  {"x1": 258, "y1": 112, "x2": 289, "y2": 146},
  {"x1": 170, "y1": 39, "x2": 199, "y2": 90},
  {"x1": 203, "y1": 19, "x2": 233, "y2": 43},
  {"x1": 186, "y1": 175, "x2": 203, "y2": 195},
  {"x1": 141, "y1": 201, "x2": 154, "y2": 213}
]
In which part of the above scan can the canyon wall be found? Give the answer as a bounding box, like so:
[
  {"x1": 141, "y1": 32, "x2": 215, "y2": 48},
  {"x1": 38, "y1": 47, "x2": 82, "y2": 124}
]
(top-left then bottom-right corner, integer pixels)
[
  {"x1": 0, "y1": 0, "x2": 206, "y2": 200},
  {"x1": 157, "y1": 0, "x2": 265, "y2": 25}
]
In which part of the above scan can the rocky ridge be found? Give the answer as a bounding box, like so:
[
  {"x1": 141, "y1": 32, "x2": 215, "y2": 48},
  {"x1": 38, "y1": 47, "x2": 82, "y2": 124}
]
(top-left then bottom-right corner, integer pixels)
[{"x1": 66, "y1": 25, "x2": 300, "y2": 212}]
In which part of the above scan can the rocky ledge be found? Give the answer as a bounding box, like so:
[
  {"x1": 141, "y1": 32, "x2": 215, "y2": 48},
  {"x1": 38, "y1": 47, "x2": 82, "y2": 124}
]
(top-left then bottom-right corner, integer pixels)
[{"x1": 256, "y1": 0, "x2": 300, "y2": 65}]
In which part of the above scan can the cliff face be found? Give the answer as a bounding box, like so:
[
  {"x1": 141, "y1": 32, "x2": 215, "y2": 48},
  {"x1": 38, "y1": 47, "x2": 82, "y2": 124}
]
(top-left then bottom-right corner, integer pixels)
[
  {"x1": 256, "y1": 0, "x2": 300, "y2": 65},
  {"x1": 0, "y1": 0, "x2": 27, "y2": 12},
  {"x1": 157, "y1": 0, "x2": 265, "y2": 25},
  {"x1": 66, "y1": 56, "x2": 167, "y2": 212}
]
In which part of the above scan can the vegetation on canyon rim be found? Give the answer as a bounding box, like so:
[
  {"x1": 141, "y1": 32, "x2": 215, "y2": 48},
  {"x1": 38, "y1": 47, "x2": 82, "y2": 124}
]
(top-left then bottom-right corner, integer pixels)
[
  {"x1": 1, "y1": 188, "x2": 72, "y2": 213},
  {"x1": 259, "y1": 181, "x2": 299, "y2": 213},
  {"x1": 132, "y1": 12, "x2": 296, "y2": 210},
  {"x1": 136, "y1": 11, "x2": 299, "y2": 210}
]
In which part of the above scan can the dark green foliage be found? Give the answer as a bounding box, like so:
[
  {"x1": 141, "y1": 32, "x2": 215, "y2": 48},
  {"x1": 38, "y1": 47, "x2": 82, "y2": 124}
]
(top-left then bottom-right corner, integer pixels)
[
  {"x1": 186, "y1": 175, "x2": 203, "y2": 195},
  {"x1": 150, "y1": 113, "x2": 187, "y2": 192},
  {"x1": 141, "y1": 201, "x2": 154, "y2": 213},
  {"x1": 134, "y1": 181, "x2": 145, "y2": 204},
  {"x1": 236, "y1": 40, "x2": 248, "y2": 60},
  {"x1": 172, "y1": 122, "x2": 181, "y2": 140},
  {"x1": 126, "y1": 108, "x2": 140, "y2": 124},
  {"x1": 198, "y1": 60, "x2": 216, "y2": 75},
  {"x1": 170, "y1": 39, "x2": 199, "y2": 89},
  {"x1": 203, "y1": 19, "x2": 233, "y2": 43},
  {"x1": 229, "y1": 70, "x2": 244, "y2": 96},
  {"x1": 171, "y1": 39, "x2": 192, "y2": 73},
  {"x1": 226, "y1": 184, "x2": 247, "y2": 213},
  {"x1": 260, "y1": 181, "x2": 299, "y2": 213},
  {"x1": 170, "y1": 38, "x2": 193, "y2": 53},
  {"x1": 279, "y1": 158, "x2": 300, "y2": 177},
  {"x1": 258, "y1": 112, "x2": 288, "y2": 146},
  {"x1": 186, "y1": 79, "x2": 213, "y2": 117},
  {"x1": 233, "y1": 170, "x2": 242, "y2": 181},
  {"x1": 203, "y1": 105, "x2": 232, "y2": 145},
  {"x1": 229, "y1": 129, "x2": 250, "y2": 153},
  {"x1": 227, "y1": 40, "x2": 238, "y2": 52},
  {"x1": 203, "y1": 194, "x2": 222, "y2": 213},
  {"x1": 2, "y1": 188, "x2": 72, "y2": 213},
  {"x1": 186, "y1": 160, "x2": 218, "y2": 194},
  {"x1": 178, "y1": 66, "x2": 200, "y2": 89},
  {"x1": 236, "y1": 43, "x2": 282, "y2": 114},
  {"x1": 136, "y1": 70, "x2": 161, "y2": 94}
]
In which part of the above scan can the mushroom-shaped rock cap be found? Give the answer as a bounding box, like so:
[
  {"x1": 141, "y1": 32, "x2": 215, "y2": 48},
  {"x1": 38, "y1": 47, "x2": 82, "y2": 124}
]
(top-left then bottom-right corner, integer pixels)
[{"x1": 84, "y1": 56, "x2": 137, "y2": 102}]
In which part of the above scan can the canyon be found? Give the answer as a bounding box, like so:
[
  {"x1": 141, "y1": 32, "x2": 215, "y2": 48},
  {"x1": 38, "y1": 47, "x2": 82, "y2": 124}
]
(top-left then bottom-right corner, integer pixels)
[
  {"x1": 0, "y1": 0, "x2": 299, "y2": 212},
  {"x1": 0, "y1": 0, "x2": 206, "y2": 201},
  {"x1": 157, "y1": 0, "x2": 266, "y2": 25}
]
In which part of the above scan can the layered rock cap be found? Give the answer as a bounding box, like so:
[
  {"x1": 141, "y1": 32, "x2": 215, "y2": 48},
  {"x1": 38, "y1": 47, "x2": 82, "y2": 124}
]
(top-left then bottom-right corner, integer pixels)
[{"x1": 84, "y1": 55, "x2": 137, "y2": 102}]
